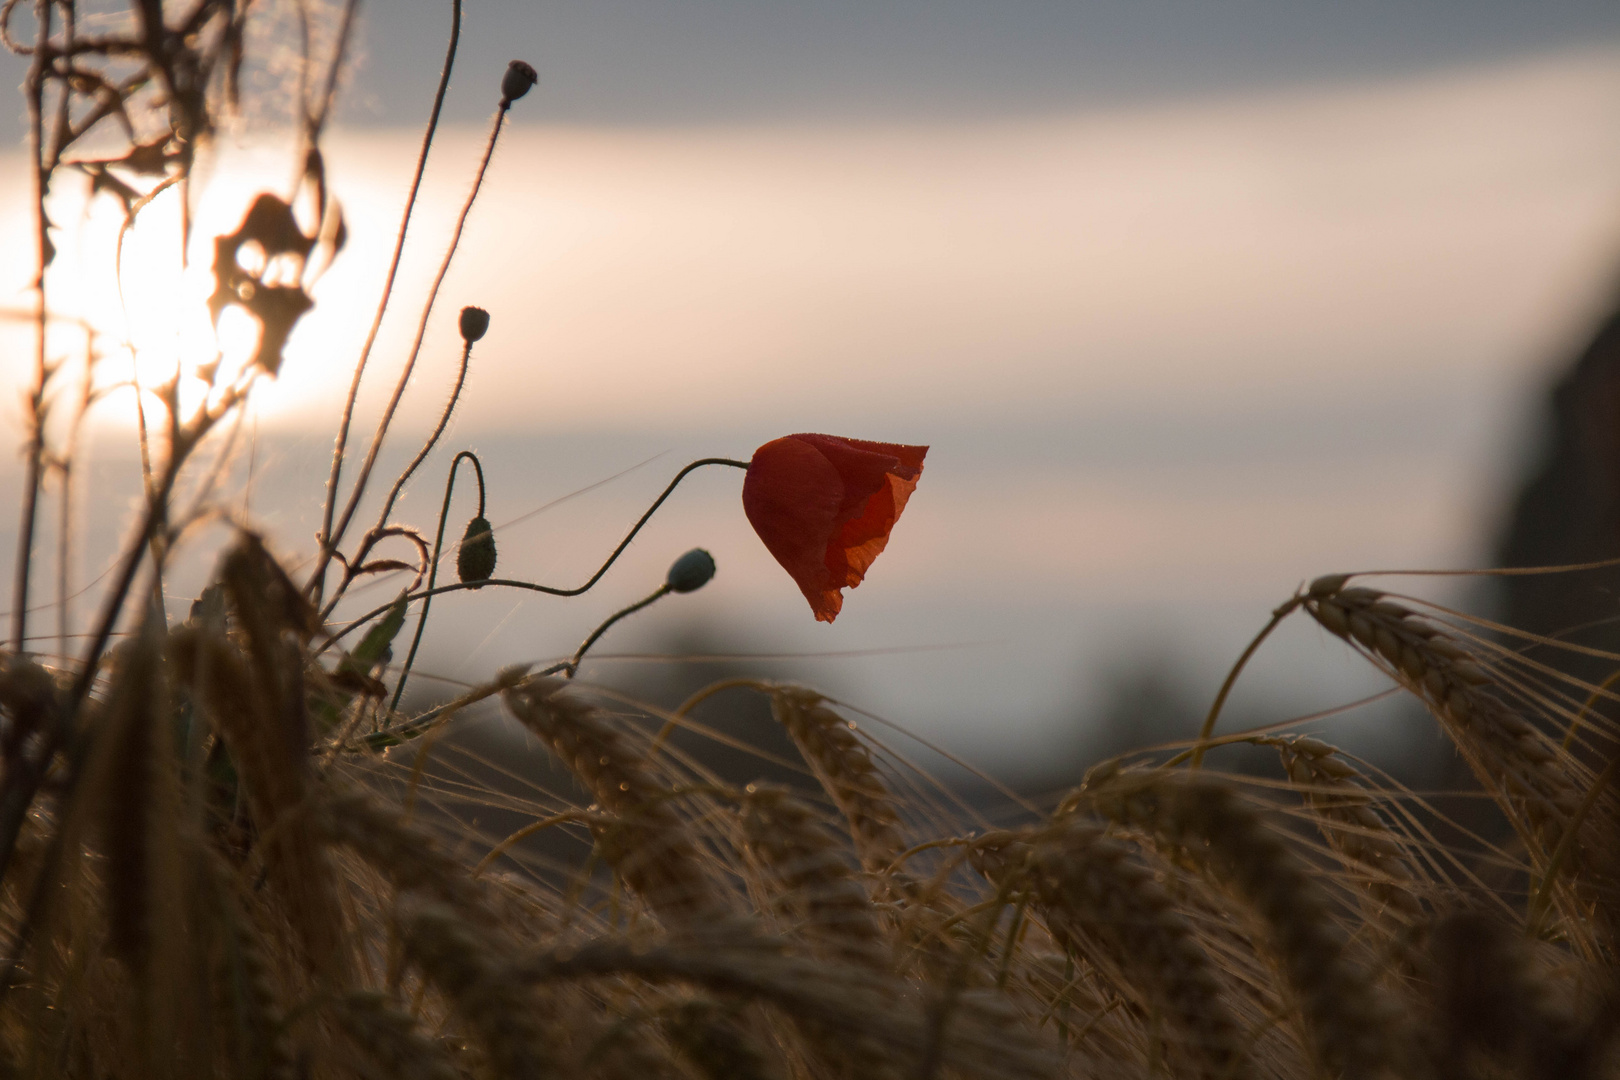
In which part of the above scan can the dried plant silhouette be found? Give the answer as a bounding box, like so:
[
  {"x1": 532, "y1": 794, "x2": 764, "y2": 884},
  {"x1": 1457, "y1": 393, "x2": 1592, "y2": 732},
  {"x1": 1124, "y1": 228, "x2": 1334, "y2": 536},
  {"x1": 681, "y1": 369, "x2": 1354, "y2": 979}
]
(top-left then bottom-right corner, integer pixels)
[{"x1": 2, "y1": 3, "x2": 1619, "y2": 1078}]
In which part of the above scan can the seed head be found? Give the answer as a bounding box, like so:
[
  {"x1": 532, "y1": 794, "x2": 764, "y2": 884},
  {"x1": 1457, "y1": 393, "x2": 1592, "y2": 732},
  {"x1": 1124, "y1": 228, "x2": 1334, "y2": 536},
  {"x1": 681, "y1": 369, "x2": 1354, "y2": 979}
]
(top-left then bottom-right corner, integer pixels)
[
  {"x1": 459, "y1": 305, "x2": 490, "y2": 343},
  {"x1": 501, "y1": 61, "x2": 538, "y2": 106},
  {"x1": 457, "y1": 515, "x2": 497, "y2": 586},
  {"x1": 665, "y1": 548, "x2": 716, "y2": 593}
]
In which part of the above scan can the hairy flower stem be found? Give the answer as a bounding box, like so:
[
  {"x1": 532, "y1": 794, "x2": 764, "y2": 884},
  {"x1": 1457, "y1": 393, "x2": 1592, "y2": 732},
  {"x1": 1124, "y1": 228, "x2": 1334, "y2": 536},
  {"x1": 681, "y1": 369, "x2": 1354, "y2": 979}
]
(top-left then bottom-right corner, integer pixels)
[
  {"x1": 323, "y1": 457, "x2": 749, "y2": 652},
  {"x1": 564, "y1": 586, "x2": 671, "y2": 678},
  {"x1": 368, "y1": 339, "x2": 475, "y2": 554},
  {"x1": 320, "y1": 85, "x2": 509, "y2": 607},
  {"x1": 314, "y1": 0, "x2": 461, "y2": 602},
  {"x1": 327, "y1": 335, "x2": 476, "y2": 624},
  {"x1": 390, "y1": 449, "x2": 485, "y2": 710}
]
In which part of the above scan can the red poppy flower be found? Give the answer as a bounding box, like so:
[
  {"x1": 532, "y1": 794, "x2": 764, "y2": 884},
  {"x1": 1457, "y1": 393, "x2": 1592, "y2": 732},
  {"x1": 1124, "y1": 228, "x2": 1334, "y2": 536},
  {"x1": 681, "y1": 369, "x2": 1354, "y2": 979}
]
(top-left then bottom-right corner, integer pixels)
[{"x1": 742, "y1": 433, "x2": 927, "y2": 623}]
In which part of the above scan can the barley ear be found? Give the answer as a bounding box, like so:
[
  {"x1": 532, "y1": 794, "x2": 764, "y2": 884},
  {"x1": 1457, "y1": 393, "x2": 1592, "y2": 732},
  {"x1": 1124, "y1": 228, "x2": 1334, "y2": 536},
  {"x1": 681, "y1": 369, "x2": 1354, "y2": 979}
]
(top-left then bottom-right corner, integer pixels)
[
  {"x1": 88, "y1": 617, "x2": 192, "y2": 1075},
  {"x1": 974, "y1": 824, "x2": 1250, "y2": 1079},
  {"x1": 333, "y1": 989, "x2": 460, "y2": 1080},
  {"x1": 767, "y1": 686, "x2": 903, "y2": 872},
  {"x1": 664, "y1": 998, "x2": 785, "y2": 1080},
  {"x1": 396, "y1": 895, "x2": 559, "y2": 1079},
  {"x1": 504, "y1": 676, "x2": 731, "y2": 926},
  {"x1": 739, "y1": 784, "x2": 888, "y2": 969},
  {"x1": 1080, "y1": 769, "x2": 1400, "y2": 1080},
  {"x1": 1305, "y1": 581, "x2": 1616, "y2": 940}
]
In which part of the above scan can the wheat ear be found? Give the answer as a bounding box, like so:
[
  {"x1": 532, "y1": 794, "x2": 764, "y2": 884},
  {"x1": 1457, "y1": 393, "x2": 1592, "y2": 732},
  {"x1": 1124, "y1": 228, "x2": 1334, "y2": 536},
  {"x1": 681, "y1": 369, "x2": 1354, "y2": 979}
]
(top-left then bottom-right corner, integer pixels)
[
  {"x1": 1262, "y1": 734, "x2": 1428, "y2": 924},
  {"x1": 316, "y1": 783, "x2": 491, "y2": 915},
  {"x1": 90, "y1": 621, "x2": 194, "y2": 1075},
  {"x1": 504, "y1": 676, "x2": 731, "y2": 926},
  {"x1": 506, "y1": 933, "x2": 1059, "y2": 1080},
  {"x1": 664, "y1": 998, "x2": 785, "y2": 1080},
  {"x1": 209, "y1": 858, "x2": 297, "y2": 1080},
  {"x1": 1428, "y1": 910, "x2": 1595, "y2": 1079},
  {"x1": 397, "y1": 895, "x2": 559, "y2": 1079},
  {"x1": 738, "y1": 785, "x2": 910, "y2": 1078},
  {"x1": 333, "y1": 989, "x2": 460, "y2": 1080},
  {"x1": 1078, "y1": 767, "x2": 1397, "y2": 1080},
  {"x1": 767, "y1": 686, "x2": 904, "y2": 872},
  {"x1": 1304, "y1": 578, "x2": 1612, "y2": 926},
  {"x1": 169, "y1": 622, "x2": 349, "y2": 981},
  {"x1": 973, "y1": 823, "x2": 1249, "y2": 1080},
  {"x1": 739, "y1": 784, "x2": 888, "y2": 969}
]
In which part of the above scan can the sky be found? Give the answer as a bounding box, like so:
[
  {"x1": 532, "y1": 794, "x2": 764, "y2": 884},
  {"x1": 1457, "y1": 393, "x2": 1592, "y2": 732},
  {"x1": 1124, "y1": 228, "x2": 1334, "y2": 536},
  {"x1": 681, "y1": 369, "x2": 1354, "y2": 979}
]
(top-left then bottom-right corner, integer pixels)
[
  {"x1": 346, "y1": 1, "x2": 1620, "y2": 125},
  {"x1": 6, "y1": 1, "x2": 1620, "y2": 131},
  {"x1": 2, "y1": 5, "x2": 1620, "y2": 772}
]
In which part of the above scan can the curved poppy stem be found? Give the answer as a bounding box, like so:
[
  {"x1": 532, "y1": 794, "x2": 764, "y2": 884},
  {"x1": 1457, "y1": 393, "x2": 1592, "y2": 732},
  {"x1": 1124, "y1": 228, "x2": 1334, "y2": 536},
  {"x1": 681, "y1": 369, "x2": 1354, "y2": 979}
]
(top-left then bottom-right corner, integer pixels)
[
  {"x1": 390, "y1": 450, "x2": 485, "y2": 711},
  {"x1": 1189, "y1": 595, "x2": 1302, "y2": 769},
  {"x1": 577, "y1": 457, "x2": 746, "y2": 601},
  {"x1": 563, "y1": 585, "x2": 671, "y2": 679},
  {"x1": 323, "y1": 456, "x2": 748, "y2": 652}
]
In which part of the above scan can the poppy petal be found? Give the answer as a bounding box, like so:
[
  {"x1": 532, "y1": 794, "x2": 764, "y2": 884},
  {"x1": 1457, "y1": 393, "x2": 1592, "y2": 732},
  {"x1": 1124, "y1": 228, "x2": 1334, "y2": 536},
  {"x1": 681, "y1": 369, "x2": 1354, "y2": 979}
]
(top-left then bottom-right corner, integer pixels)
[
  {"x1": 742, "y1": 433, "x2": 927, "y2": 622},
  {"x1": 742, "y1": 437, "x2": 846, "y2": 619}
]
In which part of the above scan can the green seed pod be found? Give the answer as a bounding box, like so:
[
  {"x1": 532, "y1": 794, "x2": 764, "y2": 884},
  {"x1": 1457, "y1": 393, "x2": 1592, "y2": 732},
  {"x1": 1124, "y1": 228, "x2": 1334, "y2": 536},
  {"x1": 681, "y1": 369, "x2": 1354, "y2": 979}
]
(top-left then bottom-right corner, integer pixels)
[
  {"x1": 666, "y1": 548, "x2": 716, "y2": 594},
  {"x1": 501, "y1": 60, "x2": 538, "y2": 105},
  {"x1": 457, "y1": 515, "x2": 497, "y2": 587}
]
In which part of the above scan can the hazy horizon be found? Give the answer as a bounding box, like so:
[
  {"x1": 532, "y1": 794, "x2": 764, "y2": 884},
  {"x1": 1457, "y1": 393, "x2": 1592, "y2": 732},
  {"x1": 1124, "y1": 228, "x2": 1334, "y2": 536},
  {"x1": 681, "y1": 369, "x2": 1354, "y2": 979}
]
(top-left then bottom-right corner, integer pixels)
[{"x1": 3, "y1": 33, "x2": 1620, "y2": 769}]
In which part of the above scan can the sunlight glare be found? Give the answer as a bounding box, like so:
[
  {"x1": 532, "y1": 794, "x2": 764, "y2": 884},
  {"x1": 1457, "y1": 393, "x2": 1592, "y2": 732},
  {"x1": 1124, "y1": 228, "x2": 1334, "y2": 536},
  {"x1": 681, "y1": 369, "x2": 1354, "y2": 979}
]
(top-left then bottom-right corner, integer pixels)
[{"x1": 41, "y1": 143, "x2": 332, "y2": 430}]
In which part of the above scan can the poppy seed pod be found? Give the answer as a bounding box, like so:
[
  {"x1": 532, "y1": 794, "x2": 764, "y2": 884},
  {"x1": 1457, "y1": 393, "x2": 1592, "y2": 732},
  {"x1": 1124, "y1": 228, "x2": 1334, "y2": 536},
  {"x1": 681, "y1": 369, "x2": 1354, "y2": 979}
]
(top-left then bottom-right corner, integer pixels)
[
  {"x1": 459, "y1": 305, "x2": 490, "y2": 343},
  {"x1": 665, "y1": 548, "x2": 716, "y2": 594},
  {"x1": 742, "y1": 434, "x2": 926, "y2": 623},
  {"x1": 457, "y1": 515, "x2": 497, "y2": 586},
  {"x1": 501, "y1": 60, "x2": 538, "y2": 105}
]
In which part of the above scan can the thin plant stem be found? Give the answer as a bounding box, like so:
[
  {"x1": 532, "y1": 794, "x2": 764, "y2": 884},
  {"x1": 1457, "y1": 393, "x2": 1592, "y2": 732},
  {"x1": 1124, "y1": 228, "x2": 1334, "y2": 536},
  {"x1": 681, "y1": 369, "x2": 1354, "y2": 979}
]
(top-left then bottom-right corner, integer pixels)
[
  {"x1": 390, "y1": 449, "x2": 485, "y2": 710},
  {"x1": 309, "y1": 0, "x2": 362, "y2": 139},
  {"x1": 0, "y1": 368, "x2": 249, "y2": 891},
  {"x1": 0, "y1": 449, "x2": 184, "y2": 892},
  {"x1": 56, "y1": 326, "x2": 94, "y2": 661},
  {"x1": 324, "y1": 101, "x2": 509, "y2": 593},
  {"x1": 564, "y1": 586, "x2": 671, "y2": 678},
  {"x1": 1189, "y1": 595, "x2": 1302, "y2": 769},
  {"x1": 314, "y1": 0, "x2": 461, "y2": 601},
  {"x1": 294, "y1": 0, "x2": 310, "y2": 124},
  {"x1": 473, "y1": 811, "x2": 598, "y2": 878},
  {"x1": 365, "y1": 337, "x2": 474, "y2": 560},
  {"x1": 324, "y1": 457, "x2": 749, "y2": 651},
  {"x1": 12, "y1": 0, "x2": 50, "y2": 652},
  {"x1": 356, "y1": 660, "x2": 525, "y2": 752},
  {"x1": 1562, "y1": 666, "x2": 1620, "y2": 751}
]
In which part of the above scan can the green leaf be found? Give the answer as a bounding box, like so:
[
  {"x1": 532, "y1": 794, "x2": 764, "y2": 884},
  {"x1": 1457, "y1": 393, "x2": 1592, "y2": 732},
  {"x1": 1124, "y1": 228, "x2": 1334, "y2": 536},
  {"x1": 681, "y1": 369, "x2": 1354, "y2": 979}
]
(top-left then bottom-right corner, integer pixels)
[{"x1": 352, "y1": 593, "x2": 408, "y2": 669}]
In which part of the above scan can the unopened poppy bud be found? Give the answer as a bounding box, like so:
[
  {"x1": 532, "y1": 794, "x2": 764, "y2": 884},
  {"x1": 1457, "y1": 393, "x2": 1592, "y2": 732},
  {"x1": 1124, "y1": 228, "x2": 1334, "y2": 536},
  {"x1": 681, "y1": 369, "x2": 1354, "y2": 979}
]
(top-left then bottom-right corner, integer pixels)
[
  {"x1": 501, "y1": 60, "x2": 538, "y2": 105},
  {"x1": 665, "y1": 548, "x2": 715, "y2": 594},
  {"x1": 457, "y1": 515, "x2": 497, "y2": 586},
  {"x1": 459, "y1": 305, "x2": 490, "y2": 343}
]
